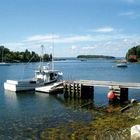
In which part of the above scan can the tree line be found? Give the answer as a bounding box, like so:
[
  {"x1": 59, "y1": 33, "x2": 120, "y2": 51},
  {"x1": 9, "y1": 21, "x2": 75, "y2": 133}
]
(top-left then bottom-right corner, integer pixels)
[
  {"x1": 126, "y1": 45, "x2": 140, "y2": 62},
  {"x1": 0, "y1": 46, "x2": 52, "y2": 63}
]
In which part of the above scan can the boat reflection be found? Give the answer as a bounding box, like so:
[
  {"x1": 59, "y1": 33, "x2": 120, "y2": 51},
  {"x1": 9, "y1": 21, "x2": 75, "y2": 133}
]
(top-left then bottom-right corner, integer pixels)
[
  {"x1": 4, "y1": 90, "x2": 111, "y2": 112},
  {"x1": 4, "y1": 90, "x2": 18, "y2": 103},
  {"x1": 4, "y1": 90, "x2": 35, "y2": 104},
  {"x1": 4, "y1": 90, "x2": 19, "y2": 111}
]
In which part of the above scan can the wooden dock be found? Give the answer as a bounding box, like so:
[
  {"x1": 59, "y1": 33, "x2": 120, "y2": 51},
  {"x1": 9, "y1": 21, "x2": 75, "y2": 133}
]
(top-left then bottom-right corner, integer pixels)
[
  {"x1": 63, "y1": 80, "x2": 140, "y2": 103},
  {"x1": 76, "y1": 80, "x2": 140, "y2": 89},
  {"x1": 35, "y1": 79, "x2": 140, "y2": 103}
]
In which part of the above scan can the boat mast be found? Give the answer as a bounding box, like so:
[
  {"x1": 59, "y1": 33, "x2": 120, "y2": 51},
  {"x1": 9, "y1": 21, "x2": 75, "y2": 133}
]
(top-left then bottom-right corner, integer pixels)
[
  {"x1": 41, "y1": 45, "x2": 44, "y2": 67},
  {"x1": 52, "y1": 35, "x2": 54, "y2": 70},
  {"x1": 1, "y1": 46, "x2": 4, "y2": 62}
]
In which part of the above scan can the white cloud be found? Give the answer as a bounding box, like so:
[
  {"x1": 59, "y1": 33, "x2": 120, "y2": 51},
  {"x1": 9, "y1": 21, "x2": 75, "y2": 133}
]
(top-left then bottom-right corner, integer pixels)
[
  {"x1": 125, "y1": 0, "x2": 135, "y2": 3},
  {"x1": 3, "y1": 42, "x2": 24, "y2": 47},
  {"x1": 122, "y1": 0, "x2": 135, "y2": 3},
  {"x1": 122, "y1": 0, "x2": 140, "y2": 3},
  {"x1": 119, "y1": 11, "x2": 140, "y2": 19},
  {"x1": 2, "y1": 42, "x2": 25, "y2": 51},
  {"x1": 71, "y1": 45, "x2": 78, "y2": 50},
  {"x1": 25, "y1": 34, "x2": 59, "y2": 42},
  {"x1": 25, "y1": 34, "x2": 120, "y2": 45},
  {"x1": 91, "y1": 27, "x2": 115, "y2": 33},
  {"x1": 82, "y1": 46, "x2": 97, "y2": 50},
  {"x1": 25, "y1": 34, "x2": 94, "y2": 43},
  {"x1": 119, "y1": 11, "x2": 134, "y2": 16},
  {"x1": 58, "y1": 35, "x2": 93, "y2": 43},
  {"x1": 3, "y1": 33, "x2": 140, "y2": 57},
  {"x1": 124, "y1": 0, "x2": 140, "y2": 3}
]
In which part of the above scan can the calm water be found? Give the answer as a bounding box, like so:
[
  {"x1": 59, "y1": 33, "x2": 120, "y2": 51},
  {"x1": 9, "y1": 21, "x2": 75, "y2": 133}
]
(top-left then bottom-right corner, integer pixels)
[{"x1": 0, "y1": 60, "x2": 140, "y2": 139}]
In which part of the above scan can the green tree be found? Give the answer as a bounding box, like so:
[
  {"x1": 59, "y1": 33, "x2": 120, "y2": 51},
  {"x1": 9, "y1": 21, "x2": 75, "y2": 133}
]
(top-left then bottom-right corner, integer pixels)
[
  {"x1": 0, "y1": 45, "x2": 51, "y2": 63},
  {"x1": 136, "y1": 45, "x2": 140, "y2": 61},
  {"x1": 126, "y1": 45, "x2": 140, "y2": 62}
]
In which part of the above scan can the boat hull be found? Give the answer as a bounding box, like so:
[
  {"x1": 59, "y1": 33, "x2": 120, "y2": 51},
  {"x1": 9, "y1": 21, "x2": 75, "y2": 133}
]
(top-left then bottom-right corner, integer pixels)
[
  {"x1": 117, "y1": 63, "x2": 127, "y2": 67},
  {"x1": 4, "y1": 80, "x2": 43, "y2": 92},
  {"x1": 4, "y1": 79, "x2": 62, "y2": 92},
  {"x1": 0, "y1": 63, "x2": 10, "y2": 66}
]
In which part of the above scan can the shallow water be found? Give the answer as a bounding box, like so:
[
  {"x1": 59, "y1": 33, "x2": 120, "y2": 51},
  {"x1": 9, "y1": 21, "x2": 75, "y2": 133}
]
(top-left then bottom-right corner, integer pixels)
[{"x1": 0, "y1": 60, "x2": 140, "y2": 139}]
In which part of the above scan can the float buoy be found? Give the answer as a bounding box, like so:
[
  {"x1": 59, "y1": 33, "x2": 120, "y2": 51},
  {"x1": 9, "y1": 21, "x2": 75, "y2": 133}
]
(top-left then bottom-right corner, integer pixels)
[{"x1": 107, "y1": 90, "x2": 115, "y2": 100}]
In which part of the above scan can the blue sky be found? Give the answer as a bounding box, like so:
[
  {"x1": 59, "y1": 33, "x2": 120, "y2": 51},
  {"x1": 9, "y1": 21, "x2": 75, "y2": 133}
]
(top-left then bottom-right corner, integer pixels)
[{"x1": 0, "y1": 0, "x2": 140, "y2": 57}]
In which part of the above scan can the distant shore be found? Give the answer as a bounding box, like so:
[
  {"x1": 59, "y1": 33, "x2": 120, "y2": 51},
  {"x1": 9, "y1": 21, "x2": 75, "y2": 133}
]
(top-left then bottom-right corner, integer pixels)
[{"x1": 77, "y1": 55, "x2": 115, "y2": 59}]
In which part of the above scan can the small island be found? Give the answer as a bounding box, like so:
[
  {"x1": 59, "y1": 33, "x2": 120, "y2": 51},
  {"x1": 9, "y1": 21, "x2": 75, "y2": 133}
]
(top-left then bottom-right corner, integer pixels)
[{"x1": 77, "y1": 55, "x2": 115, "y2": 60}]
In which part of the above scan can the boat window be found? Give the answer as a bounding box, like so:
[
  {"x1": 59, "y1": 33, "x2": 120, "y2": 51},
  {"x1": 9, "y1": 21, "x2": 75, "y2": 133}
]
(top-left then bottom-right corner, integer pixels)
[
  {"x1": 30, "y1": 81, "x2": 36, "y2": 84},
  {"x1": 50, "y1": 73, "x2": 54, "y2": 80},
  {"x1": 36, "y1": 72, "x2": 40, "y2": 75}
]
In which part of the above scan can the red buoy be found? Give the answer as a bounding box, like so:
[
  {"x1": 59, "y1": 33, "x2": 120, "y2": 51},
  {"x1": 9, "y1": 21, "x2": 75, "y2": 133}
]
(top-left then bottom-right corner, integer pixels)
[{"x1": 107, "y1": 91, "x2": 115, "y2": 100}]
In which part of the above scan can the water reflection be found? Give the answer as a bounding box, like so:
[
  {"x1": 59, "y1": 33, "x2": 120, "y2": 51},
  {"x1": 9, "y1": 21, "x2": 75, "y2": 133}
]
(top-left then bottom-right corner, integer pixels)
[
  {"x1": 2, "y1": 89, "x2": 138, "y2": 139},
  {"x1": 4, "y1": 90, "x2": 18, "y2": 105},
  {"x1": 2, "y1": 91, "x2": 94, "y2": 138},
  {"x1": 52, "y1": 94, "x2": 94, "y2": 109}
]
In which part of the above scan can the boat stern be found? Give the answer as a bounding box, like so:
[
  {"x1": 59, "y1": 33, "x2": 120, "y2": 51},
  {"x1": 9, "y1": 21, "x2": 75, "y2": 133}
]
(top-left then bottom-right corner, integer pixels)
[{"x1": 4, "y1": 80, "x2": 17, "y2": 92}]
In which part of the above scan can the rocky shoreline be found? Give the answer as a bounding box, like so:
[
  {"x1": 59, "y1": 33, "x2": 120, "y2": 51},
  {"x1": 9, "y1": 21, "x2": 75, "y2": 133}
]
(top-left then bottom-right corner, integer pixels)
[{"x1": 40, "y1": 103, "x2": 140, "y2": 140}]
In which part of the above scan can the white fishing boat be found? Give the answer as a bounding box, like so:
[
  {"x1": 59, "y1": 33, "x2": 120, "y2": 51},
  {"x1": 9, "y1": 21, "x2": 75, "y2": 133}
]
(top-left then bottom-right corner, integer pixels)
[
  {"x1": 4, "y1": 45, "x2": 63, "y2": 92},
  {"x1": 4, "y1": 66, "x2": 63, "y2": 92}
]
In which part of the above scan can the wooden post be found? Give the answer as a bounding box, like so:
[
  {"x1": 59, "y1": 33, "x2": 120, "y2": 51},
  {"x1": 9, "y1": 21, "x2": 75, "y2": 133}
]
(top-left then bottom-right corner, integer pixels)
[
  {"x1": 73, "y1": 83, "x2": 77, "y2": 98},
  {"x1": 77, "y1": 83, "x2": 81, "y2": 98},
  {"x1": 120, "y1": 88, "x2": 128, "y2": 103},
  {"x1": 81, "y1": 85, "x2": 94, "y2": 99},
  {"x1": 64, "y1": 82, "x2": 94, "y2": 99},
  {"x1": 70, "y1": 83, "x2": 74, "y2": 98},
  {"x1": 63, "y1": 83, "x2": 69, "y2": 98},
  {"x1": 69, "y1": 83, "x2": 72, "y2": 98}
]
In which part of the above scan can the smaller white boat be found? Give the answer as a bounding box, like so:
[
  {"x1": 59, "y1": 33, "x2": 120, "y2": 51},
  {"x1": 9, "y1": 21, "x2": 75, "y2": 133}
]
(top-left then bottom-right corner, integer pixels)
[
  {"x1": 0, "y1": 62, "x2": 10, "y2": 66},
  {"x1": 116, "y1": 62, "x2": 127, "y2": 67}
]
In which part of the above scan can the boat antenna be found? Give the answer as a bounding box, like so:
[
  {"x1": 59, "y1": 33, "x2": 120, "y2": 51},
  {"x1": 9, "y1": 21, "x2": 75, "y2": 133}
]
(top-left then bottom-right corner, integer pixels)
[
  {"x1": 2, "y1": 46, "x2": 4, "y2": 62},
  {"x1": 41, "y1": 45, "x2": 44, "y2": 67},
  {"x1": 52, "y1": 35, "x2": 54, "y2": 70}
]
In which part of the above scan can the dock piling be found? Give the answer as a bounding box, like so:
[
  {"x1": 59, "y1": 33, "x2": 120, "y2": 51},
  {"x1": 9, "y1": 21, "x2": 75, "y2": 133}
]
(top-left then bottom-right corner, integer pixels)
[
  {"x1": 120, "y1": 88, "x2": 128, "y2": 103},
  {"x1": 108, "y1": 86, "x2": 129, "y2": 103},
  {"x1": 81, "y1": 85, "x2": 94, "y2": 99},
  {"x1": 63, "y1": 82, "x2": 94, "y2": 99},
  {"x1": 63, "y1": 80, "x2": 139, "y2": 103}
]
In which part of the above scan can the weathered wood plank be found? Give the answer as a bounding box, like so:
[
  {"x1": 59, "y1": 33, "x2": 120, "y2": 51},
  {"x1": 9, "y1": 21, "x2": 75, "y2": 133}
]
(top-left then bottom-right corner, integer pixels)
[{"x1": 76, "y1": 80, "x2": 140, "y2": 89}]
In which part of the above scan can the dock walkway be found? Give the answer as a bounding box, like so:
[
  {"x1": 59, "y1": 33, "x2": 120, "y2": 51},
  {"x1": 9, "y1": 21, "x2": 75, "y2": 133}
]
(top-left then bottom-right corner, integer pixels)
[{"x1": 76, "y1": 80, "x2": 140, "y2": 89}]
